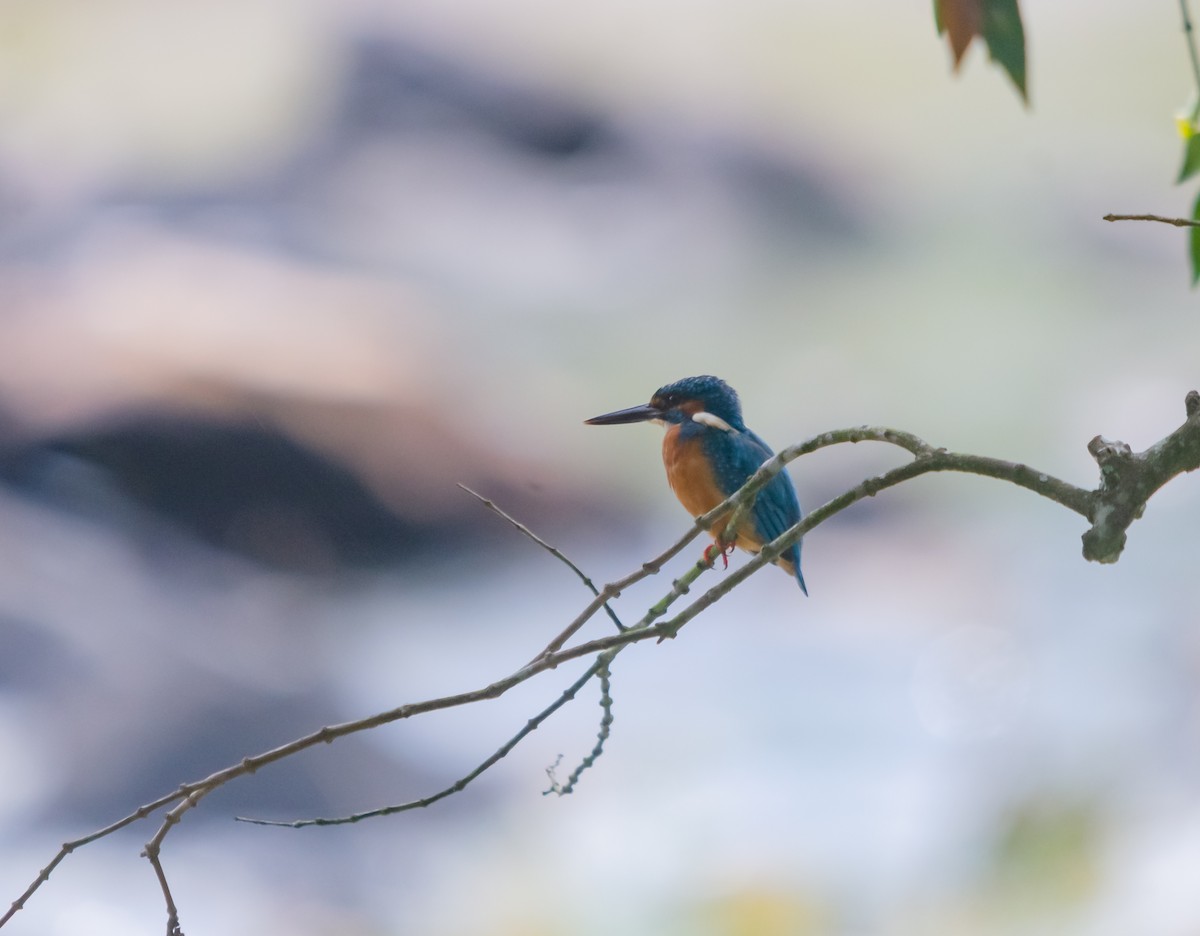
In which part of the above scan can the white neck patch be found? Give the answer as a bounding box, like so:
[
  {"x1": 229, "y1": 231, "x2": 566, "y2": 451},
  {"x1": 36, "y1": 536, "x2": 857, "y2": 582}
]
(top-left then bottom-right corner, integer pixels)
[{"x1": 692, "y1": 411, "x2": 734, "y2": 432}]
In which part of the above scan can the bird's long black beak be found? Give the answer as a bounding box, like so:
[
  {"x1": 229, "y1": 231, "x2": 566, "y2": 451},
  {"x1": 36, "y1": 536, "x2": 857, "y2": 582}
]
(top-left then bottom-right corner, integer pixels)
[{"x1": 585, "y1": 403, "x2": 663, "y2": 425}]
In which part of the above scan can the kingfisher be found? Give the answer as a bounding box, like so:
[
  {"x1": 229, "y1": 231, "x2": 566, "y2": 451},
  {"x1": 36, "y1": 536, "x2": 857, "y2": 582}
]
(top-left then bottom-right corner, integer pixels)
[{"x1": 586, "y1": 375, "x2": 807, "y2": 594}]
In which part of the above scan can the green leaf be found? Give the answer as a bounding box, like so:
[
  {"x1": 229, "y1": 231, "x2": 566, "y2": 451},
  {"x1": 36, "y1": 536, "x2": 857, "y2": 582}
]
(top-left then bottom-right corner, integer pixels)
[
  {"x1": 981, "y1": 0, "x2": 1027, "y2": 103},
  {"x1": 1179, "y1": 134, "x2": 1200, "y2": 184},
  {"x1": 1189, "y1": 190, "x2": 1200, "y2": 285}
]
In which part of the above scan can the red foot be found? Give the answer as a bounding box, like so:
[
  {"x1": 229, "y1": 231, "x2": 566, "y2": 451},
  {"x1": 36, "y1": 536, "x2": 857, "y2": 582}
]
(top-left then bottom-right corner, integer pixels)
[{"x1": 703, "y1": 541, "x2": 735, "y2": 570}]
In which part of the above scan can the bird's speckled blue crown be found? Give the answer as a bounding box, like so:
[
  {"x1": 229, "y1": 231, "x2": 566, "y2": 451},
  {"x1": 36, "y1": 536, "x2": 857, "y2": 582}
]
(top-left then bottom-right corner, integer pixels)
[{"x1": 653, "y1": 375, "x2": 745, "y2": 430}]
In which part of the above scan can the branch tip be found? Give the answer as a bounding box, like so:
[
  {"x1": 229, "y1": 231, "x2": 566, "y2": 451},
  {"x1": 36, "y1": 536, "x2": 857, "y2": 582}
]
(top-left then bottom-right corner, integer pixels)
[{"x1": 1102, "y1": 212, "x2": 1200, "y2": 227}]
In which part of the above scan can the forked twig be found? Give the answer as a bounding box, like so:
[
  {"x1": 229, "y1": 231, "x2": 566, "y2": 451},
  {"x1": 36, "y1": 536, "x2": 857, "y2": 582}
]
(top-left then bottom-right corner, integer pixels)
[
  {"x1": 238, "y1": 656, "x2": 608, "y2": 828},
  {"x1": 545, "y1": 651, "x2": 616, "y2": 795}
]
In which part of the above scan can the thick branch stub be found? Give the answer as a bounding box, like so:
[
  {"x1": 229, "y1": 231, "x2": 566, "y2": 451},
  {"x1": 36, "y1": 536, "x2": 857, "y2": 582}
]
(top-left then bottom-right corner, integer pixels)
[
  {"x1": 1081, "y1": 392, "x2": 1200, "y2": 563},
  {"x1": 1087, "y1": 435, "x2": 1132, "y2": 469}
]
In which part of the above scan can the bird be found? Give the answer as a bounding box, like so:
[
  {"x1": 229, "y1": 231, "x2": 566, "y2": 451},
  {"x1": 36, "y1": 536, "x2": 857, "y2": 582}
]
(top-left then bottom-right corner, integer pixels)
[{"x1": 586, "y1": 375, "x2": 807, "y2": 594}]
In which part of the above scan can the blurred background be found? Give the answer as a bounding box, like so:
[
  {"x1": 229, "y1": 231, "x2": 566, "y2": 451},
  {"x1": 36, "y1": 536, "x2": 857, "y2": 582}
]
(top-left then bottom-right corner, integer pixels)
[{"x1": 1, "y1": 1, "x2": 1198, "y2": 934}]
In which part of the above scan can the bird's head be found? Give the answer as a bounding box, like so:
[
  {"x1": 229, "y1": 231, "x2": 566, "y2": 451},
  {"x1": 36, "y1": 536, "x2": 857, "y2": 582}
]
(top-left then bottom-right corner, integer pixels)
[{"x1": 585, "y1": 375, "x2": 745, "y2": 432}]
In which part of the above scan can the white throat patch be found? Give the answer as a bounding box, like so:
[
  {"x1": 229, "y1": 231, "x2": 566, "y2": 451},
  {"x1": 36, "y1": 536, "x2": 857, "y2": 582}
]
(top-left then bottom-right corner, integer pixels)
[{"x1": 692, "y1": 411, "x2": 734, "y2": 432}]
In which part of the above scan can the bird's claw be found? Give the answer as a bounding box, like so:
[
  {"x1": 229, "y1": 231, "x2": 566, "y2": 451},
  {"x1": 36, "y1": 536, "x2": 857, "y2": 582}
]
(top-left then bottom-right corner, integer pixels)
[{"x1": 703, "y1": 541, "x2": 735, "y2": 570}]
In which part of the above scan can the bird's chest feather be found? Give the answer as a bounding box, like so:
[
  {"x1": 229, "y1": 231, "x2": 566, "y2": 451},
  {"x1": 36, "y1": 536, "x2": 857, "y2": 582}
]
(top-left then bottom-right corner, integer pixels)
[{"x1": 662, "y1": 424, "x2": 729, "y2": 518}]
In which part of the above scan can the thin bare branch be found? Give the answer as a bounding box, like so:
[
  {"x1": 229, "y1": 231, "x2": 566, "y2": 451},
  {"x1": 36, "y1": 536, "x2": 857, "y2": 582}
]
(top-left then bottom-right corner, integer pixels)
[
  {"x1": 146, "y1": 846, "x2": 183, "y2": 936},
  {"x1": 142, "y1": 789, "x2": 207, "y2": 936},
  {"x1": 458, "y1": 484, "x2": 626, "y2": 631},
  {"x1": 236, "y1": 656, "x2": 608, "y2": 828},
  {"x1": 1103, "y1": 213, "x2": 1200, "y2": 228},
  {"x1": 0, "y1": 786, "x2": 202, "y2": 929},
  {"x1": 545, "y1": 651, "x2": 616, "y2": 795}
]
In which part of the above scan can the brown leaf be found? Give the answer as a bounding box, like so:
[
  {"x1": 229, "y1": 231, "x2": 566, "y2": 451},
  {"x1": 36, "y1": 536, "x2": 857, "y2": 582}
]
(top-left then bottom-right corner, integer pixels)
[{"x1": 936, "y1": 0, "x2": 983, "y2": 67}]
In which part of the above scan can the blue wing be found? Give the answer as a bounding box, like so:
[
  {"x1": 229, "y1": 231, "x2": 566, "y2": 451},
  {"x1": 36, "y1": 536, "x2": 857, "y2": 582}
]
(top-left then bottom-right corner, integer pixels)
[{"x1": 704, "y1": 428, "x2": 807, "y2": 594}]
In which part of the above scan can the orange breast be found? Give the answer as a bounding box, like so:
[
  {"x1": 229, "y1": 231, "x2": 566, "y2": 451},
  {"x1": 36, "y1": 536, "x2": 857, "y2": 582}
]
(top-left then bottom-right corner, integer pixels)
[
  {"x1": 662, "y1": 424, "x2": 773, "y2": 560},
  {"x1": 662, "y1": 424, "x2": 727, "y2": 518}
]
